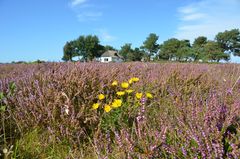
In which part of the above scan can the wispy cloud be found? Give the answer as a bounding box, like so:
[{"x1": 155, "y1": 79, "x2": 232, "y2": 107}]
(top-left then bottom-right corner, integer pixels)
[
  {"x1": 77, "y1": 11, "x2": 103, "y2": 21},
  {"x1": 175, "y1": 0, "x2": 240, "y2": 42},
  {"x1": 71, "y1": 0, "x2": 87, "y2": 7},
  {"x1": 69, "y1": 0, "x2": 104, "y2": 22},
  {"x1": 181, "y1": 13, "x2": 206, "y2": 21},
  {"x1": 178, "y1": 6, "x2": 196, "y2": 14},
  {"x1": 96, "y1": 29, "x2": 117, "y2": 43}
]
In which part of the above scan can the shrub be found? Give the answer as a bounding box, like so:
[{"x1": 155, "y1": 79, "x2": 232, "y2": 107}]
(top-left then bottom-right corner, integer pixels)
[{"x1": 0, "y1": 62, "x2": 239, "y2": 158}]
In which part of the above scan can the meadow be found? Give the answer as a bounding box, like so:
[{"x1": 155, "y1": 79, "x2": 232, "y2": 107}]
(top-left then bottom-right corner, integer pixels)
[{"x1": 0, "y1": 62, "x2": 239, "y2": 158}]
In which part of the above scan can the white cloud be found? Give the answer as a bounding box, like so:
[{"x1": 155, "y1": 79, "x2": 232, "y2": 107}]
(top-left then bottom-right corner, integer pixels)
[
  {"x1": 175, "y1": 0, "x2": 240, "y2": 42},
  {"x1": 181, "y1": 13, "x2": 206, "y2": 21},
  {"x1": 71, "y1": 0, "x2": 87, "y2": 7},
  {"x1": 77, "y1": 11, "x2": 102, "y2": 21},
  {"x1": 97, "y1": 29, "x2": 117, "y2": 43},
  {"x1": 178, "y1": 6, "x2": 196, "y2": 14},
  {"x1": 69, "y1": 0, "x2": 104, "y2": 22}
]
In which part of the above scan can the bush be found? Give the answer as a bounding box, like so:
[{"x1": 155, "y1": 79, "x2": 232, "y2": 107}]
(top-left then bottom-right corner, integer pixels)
[{"x1": 0, "y1": 62, "x2": 239, "y2": 158}]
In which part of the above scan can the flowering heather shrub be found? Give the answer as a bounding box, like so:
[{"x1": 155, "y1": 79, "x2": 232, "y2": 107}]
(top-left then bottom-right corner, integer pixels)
[{"x1": 0, "y1": 62, "x2": 240, "y2": 158}]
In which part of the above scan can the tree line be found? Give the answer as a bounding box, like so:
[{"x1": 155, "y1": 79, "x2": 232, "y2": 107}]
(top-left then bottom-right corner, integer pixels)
[{"x1": 62, "y1": 28, "x2": 240, "y2": 62}]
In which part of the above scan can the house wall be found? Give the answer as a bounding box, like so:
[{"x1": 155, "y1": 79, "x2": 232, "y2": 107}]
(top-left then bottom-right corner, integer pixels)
[
  {"x1": 100, "y1": 57, "x2": 112, "y2": 63},
  {"x1": 99, "y1": 57, "x2": 123, "y2": 63}
]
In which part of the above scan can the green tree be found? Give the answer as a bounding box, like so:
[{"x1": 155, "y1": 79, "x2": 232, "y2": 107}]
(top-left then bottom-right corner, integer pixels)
[
  {"x1": 192, "y1": 36, "x2": 208, "y2": 61},
  {"x1": 118, "y1": 44, "x2": 144, "y2": 61},
  {"x1": 203, "y1": 41, "x2": 230, "y2": 62},
  {"x1": 62, "y1": 41, "x2": 76, "y2": 61},
  {"x1": 159, "y1": 38, "x2": 178, "y2": 60},
  {"x1": 158, "y1": 38, "x2": 193, "y2": 61},
  {"x1": 104, "y1": 45, "x2": 117, "y2": 51},
  {"x1": 75, "y1": 35, "x2": 103, "y2": 61},
  {"x1": 128, "y1": 48, "x2": 144, "y2": 61},
  {"x1": 191, "y1": 47, "x2": 206, "y2": 62},
  {"x1": 180, "y1": 39, "x2": 191, "y2": 47},
  {"x1": 75, "y1": 36, "x2": 86, "y2": 61},
  {"x1": 176, "y1": 40, "x2": 192, "y2": 61},
  {"x1": 215, "y1": 29, "x2": 240, "y2": 56},
  {"x1": 176, "y1": 47, "x2": 194, "y2": 62},
  {"x1": 84, "y1": 35, "x2": 102, "y2": 61},
  {"x1": 141, "y1": 33, "x2": 159, "y2": 60},
  {"x1": 193, "y1": 36, "x2": 207, "y2": 48},
  {"x1": 119, "y1": 43, "x2": 133, "y2": 61}
]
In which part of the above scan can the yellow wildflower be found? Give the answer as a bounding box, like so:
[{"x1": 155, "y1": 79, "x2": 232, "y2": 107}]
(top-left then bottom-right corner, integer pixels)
[
  {"x1": 116, "y1": 91, "x2": 125, "y2": 96},
  {"x1": 104, "y1": 105, "x2": 111, "y2": 113},
  {"x1": 98, "y1": 94, "x2": 105, "y2": 100},
  {"x1": 92, "y1": 103, "x2": 99, "y2": 109},
  {"x1": 126, "y1": 89, "x2": 134, "y2": 93},
  {"x1": 132, "y1": 77, "x2": 139, "y2": 82},
  {"x1": 112, "y1": 80, "x2": 118, "y2": 86},
  {"x1": 135, "y1": 92, "x2": 143, "y2": 99},
  {"x1": 129, "y1": 78, "x2": 133, "y2": 84},
  {"x1": 112, "y1": 99, "x2": 122, "y2": 108},
  {"x1": 112, "y1": 102, "x2": 118, "y2": 108},
  {"x1": 121, "y1": 82, "x2": 129, "y2": 89},
  {"x1": 114, "y1": 99, "x2": 122, "y2": 106},
  {"x1": 146, "y1": 92, "x2": 153, "y2": 99}
]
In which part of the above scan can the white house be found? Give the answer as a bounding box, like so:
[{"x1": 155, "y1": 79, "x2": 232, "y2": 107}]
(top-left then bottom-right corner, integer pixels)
[{"x1": 98, "y1": 50, "x2": 123, "y2": 63}]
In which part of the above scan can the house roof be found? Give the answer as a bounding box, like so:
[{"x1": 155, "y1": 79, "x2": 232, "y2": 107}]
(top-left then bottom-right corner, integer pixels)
[{"x1": 101, "y1": 50, "x2": 121, "y2": 58}]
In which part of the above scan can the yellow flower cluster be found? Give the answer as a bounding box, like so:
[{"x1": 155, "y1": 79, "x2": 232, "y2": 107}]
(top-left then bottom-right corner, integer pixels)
[
  {"x1": 92, "y1": 77, "x2": 153, "y2": 113},
  {"x1": 93, "y1": 98, "x2": 123, "y2": 113},
  {"x1": 98, "y1": 94, "x2": 105, "y2": 100},
  {"x1": 111, "y1": 80, "x2": 118, "y2": 86},
  {"x1": 146, "y1": 92, "x2": 153, "y2": 99},
  {"x1": 116, "y1": 91, "x2": 125, "y2": 96},
  {"x1": 126, "y1": 89, "x2": 134, "y2": 93},
  {"x1": 135, "y1": 92, "x2": 143, "y2": 99},
  {"x1": 132, "y1": 77, "x2": 140, "y2": 82},
  {"x1": 92, "y1": 103, "x2": 99, "y2": 109},
  {"x1": 112, "y1": 77, "x2": 139, "y2": 87},
  {"x1": 111, "y1": 99, "x2": 122, "y2": 108},
  {"x1": 111, "y1": 77, "x2": 140, "y2": 97},
  {"x1": 129, "y1": 77, "x2": 139, "y2": 84},
  {"x1": 104, "y1": 105, "x2": 111, "y2": 112},
  {"x1": 135, "y1": 92, "x2": 153, "y2": 99},
  {"x1": 121, "y1": 82, "x2": 129, "y2": 89}
]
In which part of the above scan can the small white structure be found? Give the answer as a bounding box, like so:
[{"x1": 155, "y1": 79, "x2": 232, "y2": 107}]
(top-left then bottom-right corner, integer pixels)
[{"x1": 98, "y1": 50, "x2": 123, "y2": 63}]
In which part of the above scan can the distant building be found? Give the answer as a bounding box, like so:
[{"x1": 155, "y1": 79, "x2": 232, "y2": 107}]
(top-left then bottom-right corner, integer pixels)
[{"x1": 98, "y1": 50, "x2": 123, "y2": 63}]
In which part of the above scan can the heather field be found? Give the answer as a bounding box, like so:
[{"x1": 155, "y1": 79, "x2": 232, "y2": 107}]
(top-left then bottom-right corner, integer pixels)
[{"x1": 0, "y1": 62, "x2": 240, "y2": 158}]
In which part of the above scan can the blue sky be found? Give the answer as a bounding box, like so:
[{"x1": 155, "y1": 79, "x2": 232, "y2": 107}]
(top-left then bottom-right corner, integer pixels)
[{"x1": 0, "y1": 0, "x2": 240, "y2": 63}]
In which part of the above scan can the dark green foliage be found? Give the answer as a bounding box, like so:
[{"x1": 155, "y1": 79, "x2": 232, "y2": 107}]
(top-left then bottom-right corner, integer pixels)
[
  {"x1": 61, "y1": 29, "x2": 240, "y2": 63},
  {"x1": 62, "y1": 35, "x2": 104, "y2": 62},
  {"x1": 215, "y1": 29, "x2": 240, "y2": 56},
  {"x1": 158, "y1": 38, "x2": 192, "y2": 61},
  {"x1": 158, "y1": 38, "x2": 179, "y2": 60},
  {"x1": 203, "y1": 41, "x2": 230, "y2": 62},
  {"x1": 158, "y1": 36, "x2": 230, "y2": 62},
  {"x1": 75, "y1": 35, "x2": 104, "y2": 61},
  {"x1": 130, "y1": 48, "x2": 145, "y2": 61},
  {"x1": 119, "y1": 43, "x2": 132, "y2": 60},
  {"x1": 193, "y1": 36, "x2": 207, "y2": 48},
  {"x1": 176, "y1": 46, "x2": 194, "y2": 62},
  {"x1": 191, "y1": 37, "x2": 230, "y2": 62},
  {"x1": 141, "y1": 33, "x2": 159, "y2": 60},
  {"x1": 119, "y1": 44, "x2": 144, "y2": 61},
  {"x1": 104, "y1": 45, "x2": 117, "y2": 51},
  {"x1": 62, "y1": 41, "x2": 76, "y2": 61}
]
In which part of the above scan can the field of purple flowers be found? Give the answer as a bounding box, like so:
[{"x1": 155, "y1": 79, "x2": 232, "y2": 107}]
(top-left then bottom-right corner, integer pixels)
[{"x1": 0, "y1": 62, "x2": 240, "y2": 158}]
